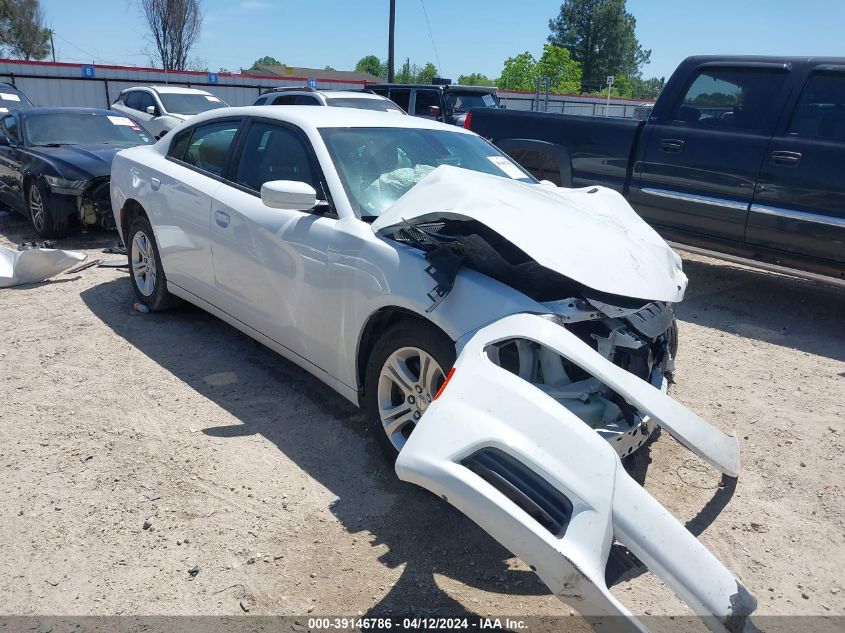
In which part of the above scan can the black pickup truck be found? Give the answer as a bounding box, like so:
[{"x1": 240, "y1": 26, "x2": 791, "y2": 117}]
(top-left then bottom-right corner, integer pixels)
[{"x1": 467, "y1": 55, "x2": 845, "y2": 284}]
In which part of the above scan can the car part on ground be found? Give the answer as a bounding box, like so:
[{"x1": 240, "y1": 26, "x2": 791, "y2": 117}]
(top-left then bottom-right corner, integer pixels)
[
  {"x1": 397, "y1": 313, "x2": 753, "y2": 633},
  {"x1": 0, "y1": 243, "x2": 85, "y2": 287}
]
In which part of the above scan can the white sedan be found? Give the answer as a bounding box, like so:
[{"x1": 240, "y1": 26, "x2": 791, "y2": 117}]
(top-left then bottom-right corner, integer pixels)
[{"x1": 110, "y1": 106, "x2": 688, "y2": 460}]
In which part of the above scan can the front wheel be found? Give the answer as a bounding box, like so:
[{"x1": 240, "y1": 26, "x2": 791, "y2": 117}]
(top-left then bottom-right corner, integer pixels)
[
  {"x1": 364, "y1": 321, "x2": 456, "y2": 461},
  {"x1": 127, "y1": 215, "x2": 178, "y2": 311},
  {"x1": 28, "y1": 180, "x2": 68, "y2": 239}
]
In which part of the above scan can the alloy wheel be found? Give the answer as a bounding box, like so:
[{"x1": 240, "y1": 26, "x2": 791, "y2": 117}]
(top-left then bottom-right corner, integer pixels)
[
  {"x1": 29, "y1": 185, "x2": 45, "y2": 233},
  {"x1": 377, "y1": 346, "x2": 446, "y2": 451},
  {"x1": 131, "y1": 230, "x2": 157, "y2": 297}
]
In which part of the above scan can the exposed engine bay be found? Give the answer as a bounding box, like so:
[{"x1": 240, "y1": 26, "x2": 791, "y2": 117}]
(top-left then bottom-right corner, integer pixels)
[{"x1": 378, "y1": 214, "x2": 678, "y2": 459}]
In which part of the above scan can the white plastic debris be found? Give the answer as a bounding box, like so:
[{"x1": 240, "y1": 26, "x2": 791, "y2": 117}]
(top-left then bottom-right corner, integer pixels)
[{"x1": 0, "y1": 244, "x2": 86, "y2": 288}]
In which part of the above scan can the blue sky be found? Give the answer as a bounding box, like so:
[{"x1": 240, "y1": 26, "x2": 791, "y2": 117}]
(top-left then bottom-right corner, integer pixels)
[{"x1": 39, "y1": 0, "x2": 845, "y2": 81}]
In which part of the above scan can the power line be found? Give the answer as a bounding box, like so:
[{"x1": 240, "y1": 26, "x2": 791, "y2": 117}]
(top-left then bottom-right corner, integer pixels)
[
  {"x1": 418, "y1": 0, "x2": 442, "y2": 73},
  {"x1": 52, "y1": 32, "x2": 101, "y2": 63}
]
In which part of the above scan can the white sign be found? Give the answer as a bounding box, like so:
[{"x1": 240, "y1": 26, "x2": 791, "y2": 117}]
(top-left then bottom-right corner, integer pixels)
[
  {"x1": 487, "y1": 155, "x2": 525, "y2": 180},
  {"x1": 606, "y1": 76, "x2": 615, "y2": 86},
  {"x1": 0, "y1": 92, "x2": 21, "y2": 102},
  {"x1": 205, "y1": 96, "x2": 221, "y2": 102},
  {"x1": 107, "y1": 115, "x2": 134, "y2": 126}
]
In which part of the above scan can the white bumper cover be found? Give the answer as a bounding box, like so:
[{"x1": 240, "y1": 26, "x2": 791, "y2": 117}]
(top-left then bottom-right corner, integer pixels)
[{"x1": 396, "y1": 314, "x2": 754, "y2": 633}]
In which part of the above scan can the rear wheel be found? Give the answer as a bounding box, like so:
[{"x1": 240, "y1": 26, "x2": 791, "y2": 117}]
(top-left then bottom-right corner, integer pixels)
[
  {"x1": 28, "y1": 180, "x2": 68, "y2": 239},
  {"x1": 127, "y1": 215, "x2": 178, "y2": 311},
  {"x1": 364, "y1": 321, "x2": 456, "y2": 461}
]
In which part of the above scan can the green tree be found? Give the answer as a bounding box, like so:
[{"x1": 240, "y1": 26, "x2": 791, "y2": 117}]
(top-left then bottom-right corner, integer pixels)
[
  {"x1": 548, "y1": 0, "x2": 651, "y2": 93},
  {"x1": 0, "y1": 0, "x2": 51, "y2": 60},
  {"x1": 253, "y1": 55, "x2": 282, "y2": 67},
  {"x1": 457, "y1": 72, "x2": 494, "y2": 86},
  {"x1": 355, "y1": 54, "x2": 386, "y2": 78},
  {"x1": 536, "y1": 44, "x2": 581, "y2": 94},
  {"x1": 324, "y1": 65, "x2": 335, "y2": 71},
  {"x1": 497, "y1": 51, "x2": 537, "y2": 92},
  {"x1": 415, "y1": 62, "x2": 437, "y2": 84}
]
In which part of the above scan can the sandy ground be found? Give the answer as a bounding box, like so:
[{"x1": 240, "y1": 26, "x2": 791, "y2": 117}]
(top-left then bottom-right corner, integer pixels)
[{"x1": 0, "y1": 209, "x2": 843, "y2": 628}]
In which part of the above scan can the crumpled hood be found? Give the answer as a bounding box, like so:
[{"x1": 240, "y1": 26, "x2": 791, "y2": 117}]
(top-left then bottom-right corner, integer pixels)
[
  {"x1": 31, "y1": 144, "x2": 121, "y2": 179},
  {"x1": 371, "y1": 166, "x2": 687, "y2": 303}
]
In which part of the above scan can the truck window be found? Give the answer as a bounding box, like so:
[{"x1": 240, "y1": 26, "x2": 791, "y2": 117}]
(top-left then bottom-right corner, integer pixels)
[
  {"x1": 389, "y1": 89, "x2": 411, "y2": 112},
  {"x1": 507, "y1": 149, "x2": 561, "y2": 185},
  {"x1": 671, "y1": 68, "x2": 787, "y2": 132},
  {"x1": 414, "y1": 90, "x2": 441, "y2": 117},
  {"x1": 788, "y1": 71, "x2": 845, "y2": 141}
]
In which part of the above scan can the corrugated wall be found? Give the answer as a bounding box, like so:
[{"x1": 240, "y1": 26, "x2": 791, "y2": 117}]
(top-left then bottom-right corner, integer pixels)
[{"x1": 0, "y1": 59, "x2": 652, "y2": 118}]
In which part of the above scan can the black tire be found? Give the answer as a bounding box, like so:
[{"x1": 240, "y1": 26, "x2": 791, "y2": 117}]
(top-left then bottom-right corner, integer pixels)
[
  {"x1": 27, "y1": 179, "x2": 69, "y2": 239},
  {"x1": 126, "y1": 214, "x2": 178, "y2": 311},
  {"x1": 364, "y1": 320, "x2": 456, "y2": 463}
]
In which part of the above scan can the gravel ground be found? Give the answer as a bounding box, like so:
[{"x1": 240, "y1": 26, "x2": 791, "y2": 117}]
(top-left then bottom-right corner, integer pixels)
[{"x1": 0, "y1": 210, "x2": 843, "y2": 628}]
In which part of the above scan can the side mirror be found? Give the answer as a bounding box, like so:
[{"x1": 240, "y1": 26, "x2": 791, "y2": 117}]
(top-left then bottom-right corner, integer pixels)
[
  {"x1": 428, "y1": 105, "x2": 441, "y2": 118},
  {"x1": 146, "y1": 105, "x2": 158, "y2": 116},
  {"x1": 261, "y1": 180, "x2": 317, "y2": 211}
]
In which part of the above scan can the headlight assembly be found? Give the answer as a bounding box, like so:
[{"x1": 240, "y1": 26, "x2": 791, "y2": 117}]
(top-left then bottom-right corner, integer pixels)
[{"x1": 44, "y1": 175, "x2": 89, "y2": 193}]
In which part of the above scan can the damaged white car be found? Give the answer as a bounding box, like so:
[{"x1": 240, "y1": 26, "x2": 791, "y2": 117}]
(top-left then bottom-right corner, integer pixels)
[{"x1": 111, "y1": 107, "x2": 752, "y2": 628}]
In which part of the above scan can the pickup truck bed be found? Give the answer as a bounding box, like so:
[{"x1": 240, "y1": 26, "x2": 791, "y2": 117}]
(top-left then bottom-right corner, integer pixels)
[{"x1": 469, "y1": 56, "x2": 845, "y2": 284}]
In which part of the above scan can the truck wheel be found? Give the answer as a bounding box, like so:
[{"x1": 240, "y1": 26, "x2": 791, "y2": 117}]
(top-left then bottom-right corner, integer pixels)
[
  {"x1": 28, "y1": 180, "x2": 69, "y2": 239},
  {"x1": 127, "y1": 215, "x2": 178, "y2": 311},
  {"x1": 364, "y1": 321, "x2": 456, "y2": 462}
]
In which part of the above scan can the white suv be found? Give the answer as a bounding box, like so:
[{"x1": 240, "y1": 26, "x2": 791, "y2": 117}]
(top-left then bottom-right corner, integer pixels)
[
  {"x1": 253, "y1": 86, "x2": 404, "y2": 113},
  {"x1": 111, "y1": 86, "x2": 228, "y2": 137}
]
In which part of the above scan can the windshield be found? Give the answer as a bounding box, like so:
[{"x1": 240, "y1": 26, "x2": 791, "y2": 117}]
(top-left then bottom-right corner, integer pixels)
[
  {"x1": 325, "y1": 96, "x2": 405, "y2": 113},
  {"x1": 320, "y1": 127, "x2": 534, "y2": 218},
  {"x1": 446, "y1": 91, "x2": 498, "y2": 112},
  {"x1": 24, "y1": 112, "x2": 153, "y2": 146},
  {"x1": 159, "y1": 93, "x2": 227, "y2": 115},
  {"x1": 0, "y1": 88, "x2": 33, "y2": 113}
]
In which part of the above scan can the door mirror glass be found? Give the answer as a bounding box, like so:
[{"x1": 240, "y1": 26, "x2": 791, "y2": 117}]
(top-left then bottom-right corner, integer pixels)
[
  {"x1": 261, "y1": 180, "x2": 317, "y2": 211},
  {"x1": 146, "y1": 105, "x2": 157, "y2": 116}
]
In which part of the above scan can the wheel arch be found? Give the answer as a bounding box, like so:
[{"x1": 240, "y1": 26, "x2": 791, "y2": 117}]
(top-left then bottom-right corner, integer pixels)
[
  {"x1": 119, "y1": 198, "x2": 147, "y2": 242},
  {"x1": 355, "y1": 305, "x2": 454, "y2": 406}
]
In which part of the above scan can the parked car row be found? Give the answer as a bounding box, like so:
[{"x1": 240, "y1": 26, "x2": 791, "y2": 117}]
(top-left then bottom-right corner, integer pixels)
[{"x1": 0, "y1": 79, "x2": 483, "y2": 238}]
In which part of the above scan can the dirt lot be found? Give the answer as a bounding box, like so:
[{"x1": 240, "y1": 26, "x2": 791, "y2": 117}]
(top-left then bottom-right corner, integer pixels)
[{"x1": 1, "y1": 209, "x2": 843, "y2": 627}]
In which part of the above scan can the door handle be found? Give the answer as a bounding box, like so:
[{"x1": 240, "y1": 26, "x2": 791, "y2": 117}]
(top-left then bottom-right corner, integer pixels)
[
  {"x1": 215, "y1": 210, "x2": 230, "y2": 228},
  {"x1": 150, "y1": 177, "x2": 161, "y2": 191},
  {"x1": 770, "y1": 151, "x2": 802, "y2": 167},
  {"x1": 659, "y1": 139, "x2": 684, "y2": 153}
]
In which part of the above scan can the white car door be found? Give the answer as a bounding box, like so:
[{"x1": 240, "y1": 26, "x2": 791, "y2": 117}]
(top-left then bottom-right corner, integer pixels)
[
  {"x1": 209, "y1": 119, "x2": 339, "y2": 373},
  {"x1": 152, "y1": 117, "x2": 243, "y2": 300}
]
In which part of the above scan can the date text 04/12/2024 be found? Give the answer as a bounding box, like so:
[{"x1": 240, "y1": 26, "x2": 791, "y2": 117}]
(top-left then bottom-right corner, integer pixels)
[{"x1": 307, "y1": 617, "x2": 528, "y2": 630}]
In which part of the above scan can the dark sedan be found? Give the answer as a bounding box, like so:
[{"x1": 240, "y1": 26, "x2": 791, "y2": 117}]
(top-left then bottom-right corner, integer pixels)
[{"x1": 0, "y1": 107, "x2": 153, "y2": 238}]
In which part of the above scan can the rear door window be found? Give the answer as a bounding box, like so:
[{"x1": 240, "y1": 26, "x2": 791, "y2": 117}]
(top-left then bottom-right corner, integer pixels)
[
  {"x1": 671, "y1": 68, "x2": 788, "y2": 131},
  {"x1": 179, "y1": 120, "x2": 241, "y2": 177},
  {"x1": 788, "y1": 71, "x2": 845, "y2": 141}
]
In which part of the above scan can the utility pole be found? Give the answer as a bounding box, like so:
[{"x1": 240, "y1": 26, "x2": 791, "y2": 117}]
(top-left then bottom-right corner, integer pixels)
[
  {"x1": 387, "y1": 0, "x2": 395, "y2": 82},
  {"x1": 50, "y1": 30, "x2": 56, "y2": 63}
]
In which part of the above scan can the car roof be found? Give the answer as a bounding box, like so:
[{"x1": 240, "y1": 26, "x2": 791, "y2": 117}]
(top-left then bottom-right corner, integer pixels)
[
  {"x1": 137, "y1": 85, "x2": 214, "y2": 95},
  {"x1": 188, "y1": 105, "x2": 474, "y2": 133},
  {"x1": 263, "y1": 88, "x2": 390, "y2": 100},
  {"x1": 367, "y1": 83, "x2": 497, "y2": 93},
  {"x1": 321, "y1": 91, "x2": 392, "y2": 100},
  {"x1": 19, "y1": 106, "x2": 126, "y2": 118}
]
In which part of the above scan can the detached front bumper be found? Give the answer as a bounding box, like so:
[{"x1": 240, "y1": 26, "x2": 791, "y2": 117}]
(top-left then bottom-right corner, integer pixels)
[{"x1": 396, "y1": 314, "x2": 752, "y2": 633}]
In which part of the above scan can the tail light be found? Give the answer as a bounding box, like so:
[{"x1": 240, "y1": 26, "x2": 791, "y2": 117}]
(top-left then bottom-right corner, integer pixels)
[{"x1": 463, "y1": 112, "x2": 473, "y2": 129}]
